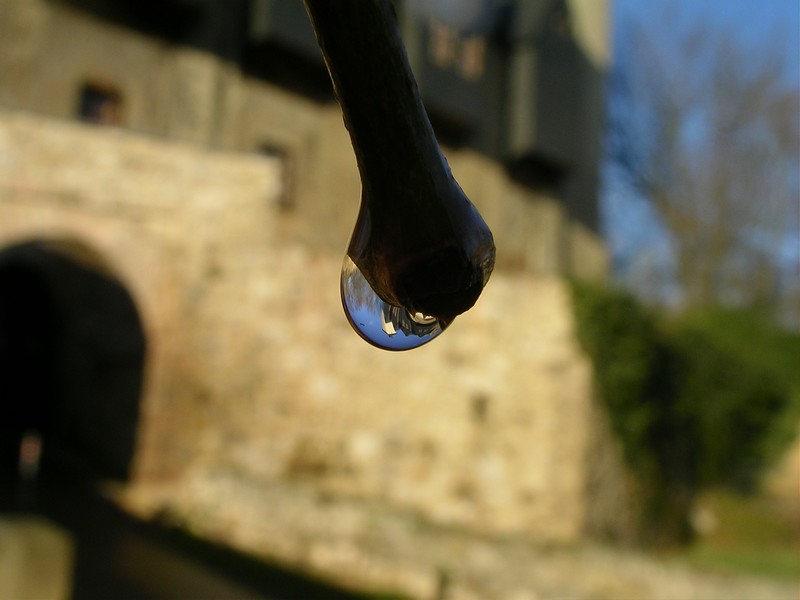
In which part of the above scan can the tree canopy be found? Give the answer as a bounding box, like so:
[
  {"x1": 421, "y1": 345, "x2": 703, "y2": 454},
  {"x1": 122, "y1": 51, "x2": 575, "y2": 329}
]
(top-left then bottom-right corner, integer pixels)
[{"x1": 606, "y1": 5, "x2": 800, "y2": 321}]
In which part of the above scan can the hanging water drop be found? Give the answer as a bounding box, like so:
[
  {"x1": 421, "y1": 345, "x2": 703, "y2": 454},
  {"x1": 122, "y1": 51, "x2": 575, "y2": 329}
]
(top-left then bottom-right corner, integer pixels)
[
  {"x1": 341, "y1": 255, "x2": 448, "y2": 350},
  {"x1": 305, "y1": 0, "x2": 496, "y2": 350}
]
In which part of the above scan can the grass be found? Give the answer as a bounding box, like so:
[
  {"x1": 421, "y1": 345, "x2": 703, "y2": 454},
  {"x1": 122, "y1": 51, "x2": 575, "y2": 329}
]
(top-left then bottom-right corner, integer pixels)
[
  {"x1": 677, "y1": 489, "x2": 799, "y2": 581},
  {"x1": 682, "y1": 546, "x2": 799, "y2": 580}
]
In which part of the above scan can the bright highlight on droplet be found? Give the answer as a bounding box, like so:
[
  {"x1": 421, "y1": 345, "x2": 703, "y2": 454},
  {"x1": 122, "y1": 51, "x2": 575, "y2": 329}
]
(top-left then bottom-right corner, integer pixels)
[{"x1": 340, "y1": 255, "x2": 449, "y2": 351}]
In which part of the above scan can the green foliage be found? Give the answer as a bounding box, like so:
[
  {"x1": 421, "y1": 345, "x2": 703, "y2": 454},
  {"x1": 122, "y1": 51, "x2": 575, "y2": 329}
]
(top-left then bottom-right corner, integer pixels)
[
  {"x1": 672, "y1": 308, "x2": 800, "y2": 469},
  {"x1": 570, "y1": 282, "x2": 798, "y2": 543},
  {"x1": 570, "y1": 282, "x2": 668, "y2": 477},
  {"x1": 668, "y1": 316, "x2": 794, "y2": 490}
]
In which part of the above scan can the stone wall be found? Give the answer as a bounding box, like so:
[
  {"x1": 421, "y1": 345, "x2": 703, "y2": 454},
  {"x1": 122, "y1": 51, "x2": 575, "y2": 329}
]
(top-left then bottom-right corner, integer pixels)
[
  {"x1": 0, "y1": 0, "x2": 607, "y2": 278},
  {"x1": 0, "y1": 2, "x2": 631, "y2": 587},
  {"x1": 0, "y1": 108, "x2": 631, "y2": 549}
]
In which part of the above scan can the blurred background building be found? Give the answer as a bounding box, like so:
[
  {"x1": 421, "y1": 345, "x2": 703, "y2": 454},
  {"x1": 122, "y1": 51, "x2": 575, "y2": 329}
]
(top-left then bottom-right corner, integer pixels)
[
  {"x1": 6, "y1": 0, "x2": 798, "y2": 600},
  {"x1": 3, "y1": 1, "x2": 794, "y2": 599}
]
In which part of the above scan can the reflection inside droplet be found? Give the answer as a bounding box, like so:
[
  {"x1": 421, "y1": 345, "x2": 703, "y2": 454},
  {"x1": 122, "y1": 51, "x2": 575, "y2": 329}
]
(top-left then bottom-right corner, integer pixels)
[{"x1": 340, "y1": 255, "x2": 449, "y2": 350}]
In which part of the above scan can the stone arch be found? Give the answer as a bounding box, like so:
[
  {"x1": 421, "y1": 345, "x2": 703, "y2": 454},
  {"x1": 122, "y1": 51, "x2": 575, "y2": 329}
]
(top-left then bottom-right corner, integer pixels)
[{"x1": 0, "y1": 238, "x2": 146, "y2": 484}]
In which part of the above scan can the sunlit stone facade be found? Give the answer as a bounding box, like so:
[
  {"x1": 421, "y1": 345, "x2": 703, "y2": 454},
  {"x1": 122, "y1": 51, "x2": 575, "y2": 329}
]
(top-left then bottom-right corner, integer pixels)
[{"x1": 0, "y1": 0, "x2": 628, "y2": 594}]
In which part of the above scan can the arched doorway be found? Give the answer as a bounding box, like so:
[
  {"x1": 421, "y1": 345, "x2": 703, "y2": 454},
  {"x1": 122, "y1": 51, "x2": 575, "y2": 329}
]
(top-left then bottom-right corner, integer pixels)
[{"x1": 0, "y1": 240, "x2": 146, "y2": 499}]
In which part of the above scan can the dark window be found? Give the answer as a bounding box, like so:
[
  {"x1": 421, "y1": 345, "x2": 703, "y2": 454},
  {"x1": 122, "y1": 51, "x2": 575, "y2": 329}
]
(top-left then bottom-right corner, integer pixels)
[
  {"x1": 77, "y1": 81, "x2": 123, "y2": 125},
  {"x1": 427, "y1": 19, "x2": 486, "y2": 80},
  {"x1": 259, "y1": 144, "x2": 294, "y2": 212}
]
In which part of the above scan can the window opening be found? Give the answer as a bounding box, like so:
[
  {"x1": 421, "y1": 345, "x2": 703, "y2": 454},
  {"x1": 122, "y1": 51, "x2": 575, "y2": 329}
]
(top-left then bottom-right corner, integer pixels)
[
  {"x1": 259, "y1": 144, "x2": 294, "y2": 212},
  {"x1": 427, "y1": 20, "x2": 486, "y2": 80},
  {"x1": 77, "y1": 81, "x2": 123, "y2": 125}
]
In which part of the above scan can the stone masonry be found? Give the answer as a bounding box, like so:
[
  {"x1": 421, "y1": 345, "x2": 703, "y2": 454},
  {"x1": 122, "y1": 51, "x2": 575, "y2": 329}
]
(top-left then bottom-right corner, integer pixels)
[
  {"x1": 0, "y1": 108, "x2": 630, "y2": 542},
  {"x1": 0, "y1": 1, "x2": 641, "y2": 595}
]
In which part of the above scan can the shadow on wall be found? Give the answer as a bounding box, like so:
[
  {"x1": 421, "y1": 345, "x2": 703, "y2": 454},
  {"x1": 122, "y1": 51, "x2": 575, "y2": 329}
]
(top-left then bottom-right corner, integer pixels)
[{"x1": 0, "y1": 239, "x2": 146, "y2": 490}]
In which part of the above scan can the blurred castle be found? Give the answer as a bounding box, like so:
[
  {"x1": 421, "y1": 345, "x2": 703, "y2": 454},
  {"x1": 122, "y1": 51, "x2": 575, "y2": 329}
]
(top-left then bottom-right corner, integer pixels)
[{"x1": 0, "y1": 0, "x2": 628, "y2": 593}]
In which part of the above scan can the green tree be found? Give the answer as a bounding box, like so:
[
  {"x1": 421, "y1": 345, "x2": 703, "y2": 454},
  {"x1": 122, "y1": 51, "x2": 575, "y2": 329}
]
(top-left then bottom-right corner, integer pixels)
[{"x1": 572, "y1": 282, "x2": 798, "y2": 545}]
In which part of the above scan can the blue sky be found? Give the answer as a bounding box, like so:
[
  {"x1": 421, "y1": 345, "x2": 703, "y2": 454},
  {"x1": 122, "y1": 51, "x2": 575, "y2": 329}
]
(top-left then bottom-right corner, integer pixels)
[
  {"x1": 604, "y1": 0, "x2": 800, "y2": 306},
  {"x1": 614, "y1": 0, "x2": 800, "y2": 71}
]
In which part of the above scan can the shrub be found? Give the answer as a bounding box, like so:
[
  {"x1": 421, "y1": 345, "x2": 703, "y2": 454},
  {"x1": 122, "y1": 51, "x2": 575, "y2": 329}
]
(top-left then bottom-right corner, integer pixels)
[
  {"x1": 570, "y1": 282, "x2": 797, "y2": 544},
  {"x1": 570, "y1": 282, "x2": 665, "y2": 477},
  {"x1": 667, "y1": 310, "x2": 799, "y2": 490}
]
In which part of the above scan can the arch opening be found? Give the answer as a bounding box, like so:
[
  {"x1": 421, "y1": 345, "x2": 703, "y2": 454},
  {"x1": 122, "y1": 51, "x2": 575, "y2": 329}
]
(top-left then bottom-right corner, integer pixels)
[{"x1": 0, "y1": 240, "x2": 146, "y2": 491}]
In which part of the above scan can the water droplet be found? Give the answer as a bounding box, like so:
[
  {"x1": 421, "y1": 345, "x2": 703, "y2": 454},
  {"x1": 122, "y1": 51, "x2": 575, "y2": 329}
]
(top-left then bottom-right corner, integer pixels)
[{"x1": 340, "y1": 255, "x2": 449, "y2": 351}]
